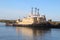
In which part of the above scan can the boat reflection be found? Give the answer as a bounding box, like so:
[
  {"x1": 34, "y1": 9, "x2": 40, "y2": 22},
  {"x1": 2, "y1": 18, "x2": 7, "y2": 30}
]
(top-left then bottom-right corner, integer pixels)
[{"x1": 16, "y1": 27, "x2": 51, "y2": 40}]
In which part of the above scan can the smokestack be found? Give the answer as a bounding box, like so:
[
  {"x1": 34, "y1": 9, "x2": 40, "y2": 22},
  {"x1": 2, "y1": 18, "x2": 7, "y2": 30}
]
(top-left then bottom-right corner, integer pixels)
[
  {"x1": 35, "y1": 8, "x2": 37, "y2": 16},
  {"x1": 37, "y1": 9, "x2": 40, "y2": 16},
  {"x1": 31, "y1": 7, "x2": 33, "y2": 15}
]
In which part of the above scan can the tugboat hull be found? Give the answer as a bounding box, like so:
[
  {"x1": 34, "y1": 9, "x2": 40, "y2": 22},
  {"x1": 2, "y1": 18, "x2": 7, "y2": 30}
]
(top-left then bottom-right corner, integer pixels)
[{"x1": 12, "y1": 23, "x2": 50, "y2": 28}]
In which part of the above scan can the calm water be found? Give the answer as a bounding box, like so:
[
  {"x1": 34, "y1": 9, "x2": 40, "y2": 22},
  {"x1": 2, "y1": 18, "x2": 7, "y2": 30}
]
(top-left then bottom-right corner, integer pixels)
[{"x1": 0, "y1": 23, "x2": 60, "y2": 40}]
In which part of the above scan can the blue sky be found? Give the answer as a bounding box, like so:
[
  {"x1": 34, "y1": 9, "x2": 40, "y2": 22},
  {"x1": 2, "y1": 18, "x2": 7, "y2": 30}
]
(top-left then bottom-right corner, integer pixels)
[{"x1": 0, "y1": 0, "x2": 60, "y2": 21}]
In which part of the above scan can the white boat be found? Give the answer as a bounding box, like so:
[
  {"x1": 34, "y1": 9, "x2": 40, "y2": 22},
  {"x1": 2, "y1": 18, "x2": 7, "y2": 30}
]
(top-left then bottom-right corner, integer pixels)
[{"x1": 13, "y1": 8, "x2": 46, "y2": 26}]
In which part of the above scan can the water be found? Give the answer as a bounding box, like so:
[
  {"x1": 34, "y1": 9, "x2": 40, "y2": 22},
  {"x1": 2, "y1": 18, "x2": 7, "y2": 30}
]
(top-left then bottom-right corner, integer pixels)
[{"x1": 0, "y1": 23, "x2": 60, "y2": 40}]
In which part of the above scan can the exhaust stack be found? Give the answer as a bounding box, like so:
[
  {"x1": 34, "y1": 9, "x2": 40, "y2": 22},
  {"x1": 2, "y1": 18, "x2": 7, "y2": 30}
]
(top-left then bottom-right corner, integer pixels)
[
  {"x1": 37, "y1": 9, "x2": 40, "y2": 16},
  {"x1": 35, "y1": 8, "x2": 37, "y2": 16},
  {"x1": 31, "y1": 7, "x2": 33, "y2": 15}
]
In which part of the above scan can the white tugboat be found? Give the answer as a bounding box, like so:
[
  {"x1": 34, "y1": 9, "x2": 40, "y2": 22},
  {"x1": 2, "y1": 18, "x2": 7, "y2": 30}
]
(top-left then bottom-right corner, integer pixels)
[{"x1": 13, "y1": 8, "x2": 46, "y2": 27}]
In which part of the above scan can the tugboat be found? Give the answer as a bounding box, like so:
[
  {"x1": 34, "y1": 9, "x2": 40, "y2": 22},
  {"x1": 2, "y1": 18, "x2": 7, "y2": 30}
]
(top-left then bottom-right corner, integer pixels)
[{"x1": 13, "y1": 8, "x2": 47, "y2": 27}]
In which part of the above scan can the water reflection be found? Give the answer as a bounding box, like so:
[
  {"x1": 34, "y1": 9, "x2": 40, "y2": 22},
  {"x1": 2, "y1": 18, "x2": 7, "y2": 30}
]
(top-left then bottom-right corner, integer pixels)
[{"x1": 16, "y1": 27, "x2": 51, "y2": 40}]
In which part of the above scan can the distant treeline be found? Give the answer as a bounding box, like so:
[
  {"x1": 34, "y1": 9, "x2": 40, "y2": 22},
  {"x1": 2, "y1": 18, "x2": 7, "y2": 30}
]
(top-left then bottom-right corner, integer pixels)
[
  {"x1": 0, "y1": 19, "x2": 16, "y2": 23},
  {"x1": 48, "y1": 21, "x2": 60, "y2": 25},
  {"x1": 0, "y1": 19, "x2": 60, "y2": 25}
]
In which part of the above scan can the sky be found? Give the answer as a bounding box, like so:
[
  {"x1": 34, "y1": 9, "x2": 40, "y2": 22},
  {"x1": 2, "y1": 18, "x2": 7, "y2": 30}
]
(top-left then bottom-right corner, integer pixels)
[{"x1": 0, "y1": 0, "x2": 60, "y2": 21}]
